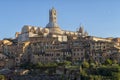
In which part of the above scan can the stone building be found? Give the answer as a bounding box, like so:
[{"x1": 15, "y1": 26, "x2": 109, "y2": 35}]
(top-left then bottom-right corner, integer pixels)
[
  {"x1": 1, "y1": 7, "x2": 120, "y2": 66},
  {"x1": 12, "y1": 8, "x2": 120, "y2": 64},
  {"x1": 14, "y1": 7, "x2": 89, "y2": 64}
]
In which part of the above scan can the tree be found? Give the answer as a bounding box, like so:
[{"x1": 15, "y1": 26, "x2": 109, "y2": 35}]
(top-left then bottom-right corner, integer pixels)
[
  {"x1": 105, "y1": 59, "x2": 112, "y2": 65},
  {"x1": 82, "y1": 61, "x2": 89, "y2": 68},
  {"x1": 113, "y1": 59, "x2": 118, "y2": 64},
  {"x1": 89, "y1": 63, "x2": 96, "y2": 69},
  {"x1": 36, "y1": 62, "x2": 43, "y2": 68},
  {"x1": 57, "y1": 61, "x2": 72, "y2": 67},
  {"x1": 44, "y1": 62, "x2": 57, "y2": 68},
  {"x1": 64, "y1": 61, "x2": 71, "y2": 66},
  {"x1": 112, "y1": 72, "x2": 120, "y2": 80}
]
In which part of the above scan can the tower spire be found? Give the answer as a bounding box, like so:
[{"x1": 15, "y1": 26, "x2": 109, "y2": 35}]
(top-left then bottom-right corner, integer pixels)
[
  {"x1": 49, "y1": 7, "x2": 57, "y2": 23},
  {"x1": 46, "y1": 7, "x2": 60, "y2": 28}
]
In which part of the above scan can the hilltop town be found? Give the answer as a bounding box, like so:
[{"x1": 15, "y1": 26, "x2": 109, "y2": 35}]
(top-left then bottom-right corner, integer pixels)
[{"x1": 0, "y1": 8, "x2": 120, "y2": 80}]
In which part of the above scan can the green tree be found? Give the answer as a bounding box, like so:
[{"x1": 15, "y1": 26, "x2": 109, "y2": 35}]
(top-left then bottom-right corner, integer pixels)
[
  {"x1": 113, "y1": 59, "x2": 118, "y2": 64},
  {"x1": 90, "y1": 63, "x2": 96, "y2": 69},
  {"x1": 57, "y1": 61, "x2": 71, "y2": 67},
  {"x1": 105, "y1": 59, "x2": 112, "y2": 65},
  {"x1": 36, "y1": 62, "x2": 43, "y2": 68},
  {"x1": 82, "y1": 61, "x2": 89, "y2": 68},
  {"x1": 64, "y1": 61, "x2": 71, "y2": 66},
  {"x1": 44, "y1": 62, "x2": 57, "y2": 68},
  {"x1": 112, "y1": 72, "x2": 120, "y2": 80}
]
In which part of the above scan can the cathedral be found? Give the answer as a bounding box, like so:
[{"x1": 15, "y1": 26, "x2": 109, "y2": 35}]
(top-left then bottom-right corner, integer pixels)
[{"x1": 16, "y1": 7, "x2": 88, "y2": 42}]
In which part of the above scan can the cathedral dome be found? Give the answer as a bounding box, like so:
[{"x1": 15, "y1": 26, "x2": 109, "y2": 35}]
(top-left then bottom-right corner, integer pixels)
[
  {"x1": 46, "y1": 22, "x2": 60, "y2": 28},
  {"x1": 46, "y1": 22, "x2": 62, "y2": 34}
]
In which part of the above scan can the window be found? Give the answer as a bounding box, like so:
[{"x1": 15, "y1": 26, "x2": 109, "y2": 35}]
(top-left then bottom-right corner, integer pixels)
[
  {"x1": 74, "y1": 53, "x2": 76, "y2": 56},
  {"x1": 81, "y1": 53, "x2": 83, "y2": 56},
  {"x1": 103, "y1": 46, "x2": 105, "y2": 48},
  {"x1": 56, "y1": 54, "x2": 60, "y2": 56},
  {"x1": 74, "y1": 49, "x2": 76, "y2": 51},
  {"x1": 51, "y1": 54, "x2": 53, "y2": 56},
  {"x1": 81, "y1": 49, "x2": 83, "y2": 51}
]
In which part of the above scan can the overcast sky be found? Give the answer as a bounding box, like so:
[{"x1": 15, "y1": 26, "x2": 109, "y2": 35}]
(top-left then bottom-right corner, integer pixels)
[{"x1": 0, "y1": 0, "x2": 120, "y2": 39}]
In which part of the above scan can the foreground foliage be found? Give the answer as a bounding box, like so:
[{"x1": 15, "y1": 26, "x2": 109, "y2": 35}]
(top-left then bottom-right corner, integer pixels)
[
  {"x1": 20, "y1": 60, "x2": 120, "y2": 80},
  {"x1": 80, "y1": 62, "x2": 120, "y2": 80}
]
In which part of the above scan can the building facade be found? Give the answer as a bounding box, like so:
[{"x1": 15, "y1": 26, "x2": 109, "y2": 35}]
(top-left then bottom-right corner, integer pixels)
[{"x1": 0, "y1": 8, "x2": 120, "y2": 67}]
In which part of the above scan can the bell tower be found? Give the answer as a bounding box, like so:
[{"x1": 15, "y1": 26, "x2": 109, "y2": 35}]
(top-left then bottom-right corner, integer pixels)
[
  {"x1": 46, "y1": 7, "x2": 60, "y2": 28},
  {"x1": 49, "y1": 7, "x2": 57, "y2": 23}
]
